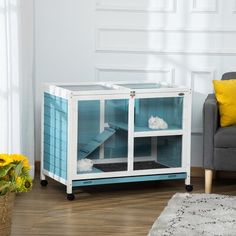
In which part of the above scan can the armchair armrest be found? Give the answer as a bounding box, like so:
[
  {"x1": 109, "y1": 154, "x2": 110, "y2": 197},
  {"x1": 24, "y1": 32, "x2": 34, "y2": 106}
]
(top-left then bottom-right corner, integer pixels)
[{"x1": 203, "y1": 94, "x2": 219, "y2": 169}]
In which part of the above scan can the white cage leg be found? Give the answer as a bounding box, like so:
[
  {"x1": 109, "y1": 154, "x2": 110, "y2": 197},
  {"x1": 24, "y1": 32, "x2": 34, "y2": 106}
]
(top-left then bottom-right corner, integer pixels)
[
  {"x1": 185, "y1": 171, "x2": 191, "y2": 185},
  {"x1": 66, "y1": 181, "x2": 73, "y2": 194}
]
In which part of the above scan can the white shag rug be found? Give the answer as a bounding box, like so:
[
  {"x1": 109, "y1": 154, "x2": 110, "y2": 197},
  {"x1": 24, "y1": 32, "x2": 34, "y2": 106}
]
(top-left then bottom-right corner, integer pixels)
[{"x1": 148, "y1": 193, "x2": 236, "y2": 236}]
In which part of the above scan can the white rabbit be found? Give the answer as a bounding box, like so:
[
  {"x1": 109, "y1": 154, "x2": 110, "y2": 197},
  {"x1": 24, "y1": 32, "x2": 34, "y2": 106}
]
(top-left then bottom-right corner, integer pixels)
[{"x1": 148, "y1": 116, "x2": 168, "y2": 130}]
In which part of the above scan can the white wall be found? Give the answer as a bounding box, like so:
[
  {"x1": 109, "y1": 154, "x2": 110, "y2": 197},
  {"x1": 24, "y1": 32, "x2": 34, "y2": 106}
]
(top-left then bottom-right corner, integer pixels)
[{"x1": 35, "y1": 0, "x2": 236, "y2": 166}]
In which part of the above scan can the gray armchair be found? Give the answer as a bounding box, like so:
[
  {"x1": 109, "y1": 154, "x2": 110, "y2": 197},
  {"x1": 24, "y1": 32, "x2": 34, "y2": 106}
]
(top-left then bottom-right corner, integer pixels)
[{"x1": 203, "y1": 72, "x2": 236, "y2": 193}]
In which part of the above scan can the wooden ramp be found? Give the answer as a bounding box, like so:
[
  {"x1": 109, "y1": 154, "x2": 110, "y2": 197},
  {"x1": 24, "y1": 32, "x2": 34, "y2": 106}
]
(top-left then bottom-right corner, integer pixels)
[{"x1": 78, "y1": 127, "x2": 116, "y2": 159}]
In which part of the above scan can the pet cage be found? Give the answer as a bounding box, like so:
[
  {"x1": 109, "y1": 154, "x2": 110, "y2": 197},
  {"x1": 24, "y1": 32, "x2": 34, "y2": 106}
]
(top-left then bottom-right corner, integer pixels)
[{"x1": 40, "y1": 81, "x2": 192, "y2": 200}]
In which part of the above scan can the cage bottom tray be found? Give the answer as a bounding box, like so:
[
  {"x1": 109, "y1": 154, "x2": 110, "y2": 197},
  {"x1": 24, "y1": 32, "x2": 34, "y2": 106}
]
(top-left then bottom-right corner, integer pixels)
[{"x1": 93, "y1": 161, "x2": 168, "y2": 172}]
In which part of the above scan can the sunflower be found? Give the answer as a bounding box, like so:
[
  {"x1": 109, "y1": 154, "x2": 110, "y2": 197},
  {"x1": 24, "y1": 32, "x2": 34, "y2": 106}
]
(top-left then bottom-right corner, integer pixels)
[
  {"x1": 0, "y1": 153, "x2": 32, "y2": 196},
  {"x1": 16, "y1": 176, "x2": 32, "y2": 192},
  {"x1": 0, "y1": 154, "x2": 12, "y2": 167},
  {"x1": 11, "y1": 154, "x2": 30, "y2": 170}
]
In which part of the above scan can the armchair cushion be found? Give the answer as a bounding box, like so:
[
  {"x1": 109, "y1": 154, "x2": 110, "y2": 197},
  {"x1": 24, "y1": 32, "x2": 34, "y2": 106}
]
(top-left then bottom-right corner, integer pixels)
[
  {"x1": 213, "y1": 79, "x2": 236, "y2": 127},
  {"x1": 214, "y1": 126, "x2": 236, "y2": 148}
]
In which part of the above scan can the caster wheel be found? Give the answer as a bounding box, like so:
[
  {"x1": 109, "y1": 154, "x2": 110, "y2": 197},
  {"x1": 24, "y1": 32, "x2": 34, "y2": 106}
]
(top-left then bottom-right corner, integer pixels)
[
  {"x1": 185, "y1": 185, "x2": 193, "y2": 192},
  {"x1": 67, "y1": 194, "x2": 75, "y2": 201},
  {"x1": 40, "y1": 180, "x2": 48, "y2": 187}
]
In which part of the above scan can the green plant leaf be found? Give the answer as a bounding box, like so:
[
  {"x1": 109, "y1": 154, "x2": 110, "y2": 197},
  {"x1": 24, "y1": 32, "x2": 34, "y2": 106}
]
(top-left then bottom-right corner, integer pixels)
[
  {"x1": 0, "y1": 155, "x2": 32, "y2": 194},
  {"x1": 0, "y1": 180, "x2": 11, "y2": 192},
  {"x1": 14, "y1": 161, "x2": 23, "y2": 177},
  {"x1": 0, "y1": 164, "x2": 14, "y2": 177}
]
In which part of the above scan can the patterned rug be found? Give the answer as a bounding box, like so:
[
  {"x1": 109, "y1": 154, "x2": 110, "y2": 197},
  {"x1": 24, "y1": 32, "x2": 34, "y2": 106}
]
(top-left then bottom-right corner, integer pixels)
[{"x1": 148, "y1": 193, "x2": 236, "y2": 236}]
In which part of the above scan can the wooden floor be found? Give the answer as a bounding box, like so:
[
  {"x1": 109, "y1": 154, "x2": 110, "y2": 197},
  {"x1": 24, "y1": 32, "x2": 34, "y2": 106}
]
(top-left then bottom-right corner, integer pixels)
[{"x1": 11, "y1": 175, "x2": 236, "y2": 236}]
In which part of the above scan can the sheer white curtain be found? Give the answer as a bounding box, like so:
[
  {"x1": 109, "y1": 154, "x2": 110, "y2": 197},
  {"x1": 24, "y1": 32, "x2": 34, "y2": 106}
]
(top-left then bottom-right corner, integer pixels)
[{"x1": 0, "y1": 0, "x2": 35, "y2": 177}]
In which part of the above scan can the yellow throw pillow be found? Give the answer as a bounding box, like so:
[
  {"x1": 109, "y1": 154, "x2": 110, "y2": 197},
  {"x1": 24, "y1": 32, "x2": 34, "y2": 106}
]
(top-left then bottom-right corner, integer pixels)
[{"x1": 213, "y1": 79, "x2": 236, "y2": 127}]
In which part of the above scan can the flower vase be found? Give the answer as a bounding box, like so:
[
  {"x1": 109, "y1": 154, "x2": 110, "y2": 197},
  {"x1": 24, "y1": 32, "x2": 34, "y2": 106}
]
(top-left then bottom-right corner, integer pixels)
[{"x1": 0, "y1": 193, "x2": 15, "y2": 236}]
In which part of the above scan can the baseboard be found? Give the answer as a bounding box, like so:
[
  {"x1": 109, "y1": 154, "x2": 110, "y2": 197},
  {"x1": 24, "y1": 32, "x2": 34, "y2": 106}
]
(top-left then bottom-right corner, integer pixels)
[
  {"x1": 216, "y1": 171, "x2": 236, "y2": 179},
  {"x1": 191, "y1": 167, "x2": 205, "y2": 178},
  {"x1": 191, "y1": 167, "x2": 236, "y2": 179},
  {"x1": 34, "y1": 161, "x2": 236, "y2": 179},
  {"x1": 35, "y1": 160, "x2": 40, "y2": 173}
]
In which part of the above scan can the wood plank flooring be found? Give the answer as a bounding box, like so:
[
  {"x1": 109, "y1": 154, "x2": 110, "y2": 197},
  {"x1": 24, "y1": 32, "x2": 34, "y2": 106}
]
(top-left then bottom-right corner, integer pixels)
[{"x1": 11, "y1": 175, "x2": 236, "y2": 236}]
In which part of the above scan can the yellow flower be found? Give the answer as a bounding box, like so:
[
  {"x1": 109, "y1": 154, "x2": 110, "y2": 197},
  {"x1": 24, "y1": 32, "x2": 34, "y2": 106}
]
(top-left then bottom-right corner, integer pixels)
[
  {"x1": 0, "y1": 153, "x2": 32, "y2": 196},
  {"x1": 16, "y1": 176, "x2": 32, "y2": 192},
  {"x1": 0, "y1": 154, "x2": 12, "y2": 167},
  {"x1": 16, "y1": 176, "x2": 24, "y2": 188},
  {"x1": 11, "y1": 154, "x2": 30, "y2": 170}
]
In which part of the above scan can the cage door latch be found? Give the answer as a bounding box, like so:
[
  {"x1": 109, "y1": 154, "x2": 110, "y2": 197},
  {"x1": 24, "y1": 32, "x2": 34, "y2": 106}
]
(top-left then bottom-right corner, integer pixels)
[{"x1": 130, "y1": 91, "x2": 135, "y2": 98}]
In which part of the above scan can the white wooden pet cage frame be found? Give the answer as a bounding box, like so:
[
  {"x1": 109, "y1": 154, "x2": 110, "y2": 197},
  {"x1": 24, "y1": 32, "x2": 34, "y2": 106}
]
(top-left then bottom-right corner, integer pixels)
[{"x1": 40, "y1": 81, "x2": 192, "y2": 200}]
